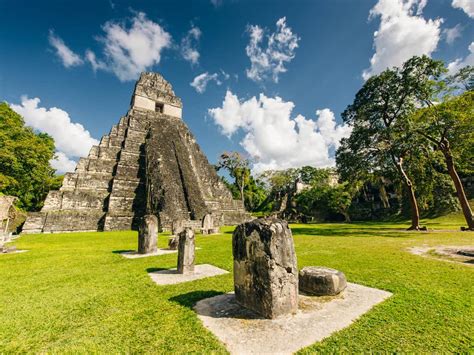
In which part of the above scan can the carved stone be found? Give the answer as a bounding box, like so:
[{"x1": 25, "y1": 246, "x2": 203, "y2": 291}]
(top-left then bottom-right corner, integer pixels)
[
  {"x1": 177, "y1": 228, "x2": 195, "y2": 274},
  {"x1": 201, "y1": 213, "x2": 219, "y2": 234},
  {"x1": 232, "y1": 218, "x2": 298, "y2": 319},
  {"x1": 138, "y1": 215, "x2": 158, "y2": 254},
  {"x1": 299, "y1": 267, "x2": 347, "y2": 296}
]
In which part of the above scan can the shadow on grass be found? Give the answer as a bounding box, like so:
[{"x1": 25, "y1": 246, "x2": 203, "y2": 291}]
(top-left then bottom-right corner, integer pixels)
[
  {"x1": 112, "y1": 249, "x2": 134, "y2": 254},
  {"x1": 290, "y1": 227, "x2": 412, "y2": 238},
  {"x1": 169, "y1": 290, "x2": 225, "y2": 309},
  {"x1": 146, "y1": 267, "x2": 170, "y2": 273}
]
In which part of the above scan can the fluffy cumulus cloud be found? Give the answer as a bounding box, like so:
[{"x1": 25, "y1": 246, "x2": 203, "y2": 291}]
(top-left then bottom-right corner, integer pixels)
[
  {"x1": 50, "y1": 152, "x2": 77, "y2": 173},
  {"x1": 10, "y1": 97, "x2": 99, "y2": 173},
  {"x1": 86, "y1": 12, "x2": 172, "y2": 81},
  {"x1": 246, "y1": 17, "x2": 300, "y2": 83},
  {"x1": 363, "y1": 0, "x2": 442, "y2": 80},
  {"x1": 181, "y1": 26, "x2": 201, "y2": 65},
  {"x1": 48, "y1": 30, "x2": 83, "y2": 68},
  {"x1": 452, "y1": 0, "x2": 474, "y2": 18},
  {"x1": 443, "y1": 24, "x2": 462, "y2": 45},
  {"x1": 190, "y1": 72, "x2": 225, "y2": 93},
  {"x1": 208, "y1": 91, "x2": 351, "y2": 172},
  {"x1": 447, "y1": 42, "x2": 474, "y2": 74}
]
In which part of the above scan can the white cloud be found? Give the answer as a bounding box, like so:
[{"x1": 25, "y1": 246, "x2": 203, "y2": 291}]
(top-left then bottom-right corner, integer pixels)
[
  {"x1": 181, "y1": 26, "x2": 201, "y2": 65},
  {"x1": 447, "y1": 42, "x2": 474, "y2": 74},
  {"x1": 50, "y1": 152, "x2": 77, "y2": 174},
  {"x1": 85, "y1": 49, "x2": 107, "y2": 72},
  {"x1": 443, "y1": 24, "x2": 462, "y2": 45},
  {"x1": 363, "y1": 0, "x2": 442, "y2": 80},
  {"x1": 452, "y1": 0, "x2": 474, "y2": 18},
  {"x1": 87, "y1": 12, "x2": 172, "y2": 81},
  {"x1": 245, "y1": 17, "x2": 300, "y2": 83},
  {"x1": 208, "y1": 91, "x2": 351, "y2": 173},
  {"x1": 10, "y1": 97, "x2": 99, "y2": 173},
  {"x1": 48, "y1": 30, "x2": 83, "y2": 68},
  {"x1": 190, "y1": 72, "x2": 223, "y2": 93}
]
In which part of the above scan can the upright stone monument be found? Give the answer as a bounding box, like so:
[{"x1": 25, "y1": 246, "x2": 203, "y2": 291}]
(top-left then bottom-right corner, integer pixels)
[
  {"x1": 177, "y1": 228, "x2": 195, "y2": 274},
  {"x1": 201, "y1": 214, "x2": 218, "y2": 234},
  {"x1": 22, "y1": 72, "x2": 250, "y2": 234},
  {"x1": 138, "y1": 214, "x2": 158, "y2": 254},
  {"x1": 232, "y1": 218, "x2": 298, "y2": 319}
]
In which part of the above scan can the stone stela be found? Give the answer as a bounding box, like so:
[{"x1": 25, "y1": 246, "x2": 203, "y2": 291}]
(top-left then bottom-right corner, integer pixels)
[
  {"x1": 201, "y1": 214, "x2": 219, "y2": 235},
  {"x1": 22, "y1": 72, "x2": 250, "y2": 234},
  {"x1": 232, "y1": 217, "x2": 299, "y2": 319},
  {"x1": 137, "y1": 214, "x2": 158, "y2": 254},
  {"x1": 177, "y1": 228, "x2": 195, "y2": 274}
]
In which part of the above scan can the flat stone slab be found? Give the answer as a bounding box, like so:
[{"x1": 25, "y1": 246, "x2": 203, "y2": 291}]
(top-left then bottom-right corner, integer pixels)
[
  {"x1": 408, "y1": 245, "x2": 474, "y2": 266},
  {"x1": 148, "y1": 264, "x2": 228, "y2": 285},
  {"x1": 194, "y1": 282, "x2": 392, "y2": 354},
  {"x1": 119, "y1": 249, "x2": 177, "y2": 259}
]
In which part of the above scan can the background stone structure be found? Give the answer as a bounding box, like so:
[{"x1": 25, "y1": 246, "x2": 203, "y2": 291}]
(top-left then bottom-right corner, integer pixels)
[{"x1": 22, "y1": 72, "x2": 249, "y2": 234}]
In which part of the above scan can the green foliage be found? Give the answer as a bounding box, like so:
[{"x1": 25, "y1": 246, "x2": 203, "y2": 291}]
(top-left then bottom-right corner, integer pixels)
[
  {"x1": 1, "y1": 218, "x2": 473, "y2": 352},
  {"x1": 216, "y1": 152, "x2": 268, "y2": 211},
  {"x1": 297, "y1": 178, "x2": 359, "y2": 222},
  {"x1": 0, "y1": 102, "x2": 57, "y2": 211}
]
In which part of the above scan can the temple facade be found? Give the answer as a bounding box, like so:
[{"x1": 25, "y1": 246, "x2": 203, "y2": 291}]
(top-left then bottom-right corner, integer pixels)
[{"x1": 22, "y1": 72, "x2": 249, "y2": 234}]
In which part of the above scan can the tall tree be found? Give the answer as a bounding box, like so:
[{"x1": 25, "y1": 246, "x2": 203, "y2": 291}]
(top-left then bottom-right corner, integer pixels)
[
  {"x1": 0, "y1": 102, "x2": 56, "y2": 211},
  {"x1": 413, "y1": 91, "x2": 474, "y2": 230},
  {"x1": 216, "y1": 151, "x2": 250, "y2": 206},
  {"x1": 337, "y1": 56, "x2": 445, "y2": 230}
]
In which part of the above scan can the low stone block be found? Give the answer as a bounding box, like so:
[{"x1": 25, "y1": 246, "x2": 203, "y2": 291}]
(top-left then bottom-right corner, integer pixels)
[
  {"x1": 177, "y1": 228, "x2": 195, "y2": 274},
  {"x1": 138, "y1": 215, "x2": 158, "y2": 254},
  {"x1": 232, "y1": 217, "x2": 298, "y2": 319},
  {"x1": 299, "y1": 267, "x2": 347, "y2": 296}
]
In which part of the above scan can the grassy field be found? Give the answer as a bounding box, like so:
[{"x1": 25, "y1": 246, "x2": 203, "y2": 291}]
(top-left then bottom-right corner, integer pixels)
[{"x1": 0, "y1": 213, "x2": 473, "y2": 353}]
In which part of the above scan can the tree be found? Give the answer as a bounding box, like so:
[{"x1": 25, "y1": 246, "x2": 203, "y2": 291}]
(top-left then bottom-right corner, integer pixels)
[
  {"x1": 337, "y1": 56, "x2": 445, "y2": 230},
  {"x1": 216, "y1": 151, "x2": 250, "y2": 206},
  {"x1": 413, "y1": 91, "x2": 474, "y2": 230},
  {"x1": 0, "y1": 102, "x2": 57, "y2": 211},
  {"x1": 446, "y1": 65, "x2": 474, "y2": 92}
]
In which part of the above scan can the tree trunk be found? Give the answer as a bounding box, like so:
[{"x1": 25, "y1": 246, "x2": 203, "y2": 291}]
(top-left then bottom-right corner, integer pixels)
[
  {"x1": 341, "y1": 210, "x2": 351, "y2": 223},
  {"x1": 240, "y1": 178, "x2": 245, "y2": 207},
  {"x1": 441, "y1": 145, "x2": 474, "y2": 230},
  {"x1": 393, "y1": 156, "x2": 421, "y2": 230}
]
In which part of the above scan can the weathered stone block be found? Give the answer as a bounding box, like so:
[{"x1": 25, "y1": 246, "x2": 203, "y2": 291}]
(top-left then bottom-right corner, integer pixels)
[
  {"x1": 232, "y1": 218, "x2": 298, "y2": 319},
  {"x1": 299, "y1": 267, "x2": 347, "y2": 296},
  {"x1": 138, "y1": 214, "x2": 158, "y2": 254},
  {"x1": 177, "y1": 228, "x2": 195, "y2": 274},
  {"x1": 201, "y1": 213, "x2": 213, "y2": 235}
]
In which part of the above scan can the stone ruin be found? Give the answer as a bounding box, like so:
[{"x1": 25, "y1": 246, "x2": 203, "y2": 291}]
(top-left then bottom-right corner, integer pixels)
[
  {"x1": 201, "y1": 213, "x2": 219, "y2": 235},
  {"x1": 137, "y1": 214, "x2": 158, "y2": 254},
  {"x1": 22, "y1": 72, "x2": 250, "y2": 234},
  {"x1": 0, "y1": 196, "x2": 17, "y2": 238},
  {"x1": 232, "y1": 217, "x2": 348, "y2": 319},
  {"x1": 177, "y1": 228, "x2": 195, "y2": 274},
  {"x1": 232, "y1": 217, "x2": 299, "y2": 319}
]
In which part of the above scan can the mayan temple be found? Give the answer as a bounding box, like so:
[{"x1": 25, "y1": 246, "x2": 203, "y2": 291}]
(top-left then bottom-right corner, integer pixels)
[{"x1": 22, "y1": 72, "x2": 249, "y2": 234}]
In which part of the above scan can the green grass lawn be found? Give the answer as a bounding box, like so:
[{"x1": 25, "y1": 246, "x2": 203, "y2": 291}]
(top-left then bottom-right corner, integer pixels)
[{"x1": 1, "y1": 215, "x2": 473, "y2": 353}]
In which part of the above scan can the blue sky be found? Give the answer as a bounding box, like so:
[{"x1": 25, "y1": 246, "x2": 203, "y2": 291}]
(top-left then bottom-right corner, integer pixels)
[{"x1": 1, "y1": 0, "x2": 473, "y2": 173}]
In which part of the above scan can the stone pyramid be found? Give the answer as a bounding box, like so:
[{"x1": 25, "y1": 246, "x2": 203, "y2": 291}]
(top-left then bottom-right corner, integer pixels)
[{"x1": 22, "y1": 72, "x2": 249, "y2": 234}]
